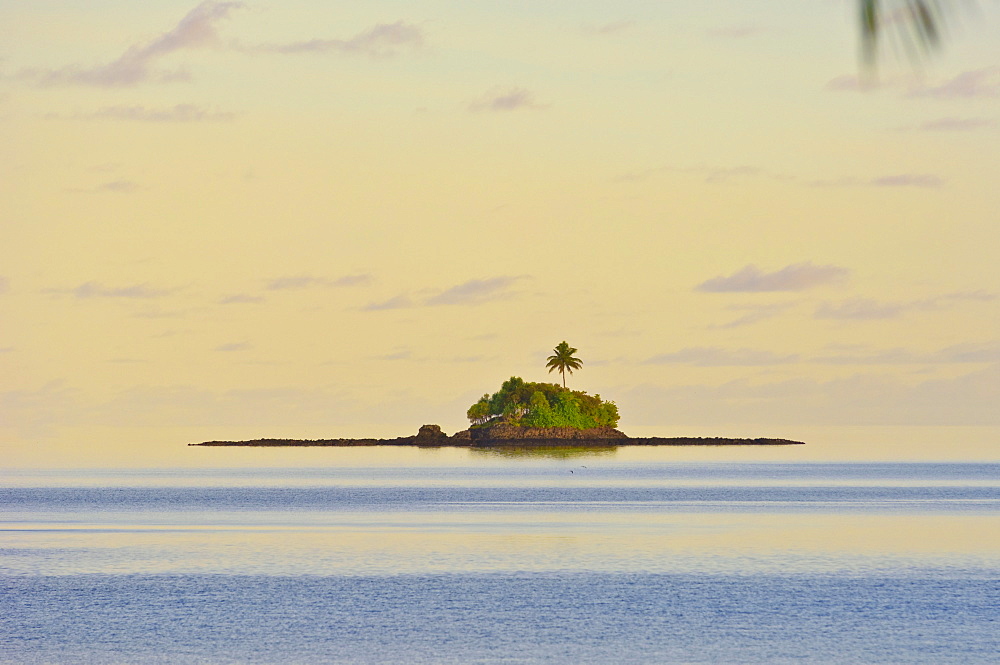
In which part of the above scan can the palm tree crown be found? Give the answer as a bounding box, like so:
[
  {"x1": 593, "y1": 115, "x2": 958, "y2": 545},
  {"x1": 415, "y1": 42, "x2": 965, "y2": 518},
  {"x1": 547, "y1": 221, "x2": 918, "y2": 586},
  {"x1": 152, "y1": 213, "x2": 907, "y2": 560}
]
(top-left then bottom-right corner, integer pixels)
[
  {"x1": 860, "y1": 0, "x2": 955, "y2": 68},
  {"x1": 546, "y1": 341, "x2": 583, "y2": 389}
]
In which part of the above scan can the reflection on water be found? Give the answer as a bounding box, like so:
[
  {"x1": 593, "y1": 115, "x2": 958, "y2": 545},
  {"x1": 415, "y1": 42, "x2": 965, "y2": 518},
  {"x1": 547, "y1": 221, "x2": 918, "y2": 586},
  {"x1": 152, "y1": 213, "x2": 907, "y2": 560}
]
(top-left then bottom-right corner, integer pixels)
[{"x1": 468, "y1": 444, "x2": 618, "y2": 458}]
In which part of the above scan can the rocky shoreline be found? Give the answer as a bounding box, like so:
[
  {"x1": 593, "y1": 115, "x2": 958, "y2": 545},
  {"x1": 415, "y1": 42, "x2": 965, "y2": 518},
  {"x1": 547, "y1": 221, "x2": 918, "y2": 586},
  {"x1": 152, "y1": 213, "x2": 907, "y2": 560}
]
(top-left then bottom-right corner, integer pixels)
[{"x1": 190, "y1": 424, "x2": 805, "y2": 447}]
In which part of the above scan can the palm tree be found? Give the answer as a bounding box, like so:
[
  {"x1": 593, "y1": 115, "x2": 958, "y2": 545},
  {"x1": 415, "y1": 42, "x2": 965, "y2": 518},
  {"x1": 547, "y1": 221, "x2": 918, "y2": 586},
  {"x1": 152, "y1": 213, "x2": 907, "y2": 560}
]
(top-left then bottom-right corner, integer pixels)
[
  {"x1": 546, "y1": 341, "x2": 583, "y2": 389},
  {"x1": 859, "y1": 0, "x2": 960, "y2": 67}
]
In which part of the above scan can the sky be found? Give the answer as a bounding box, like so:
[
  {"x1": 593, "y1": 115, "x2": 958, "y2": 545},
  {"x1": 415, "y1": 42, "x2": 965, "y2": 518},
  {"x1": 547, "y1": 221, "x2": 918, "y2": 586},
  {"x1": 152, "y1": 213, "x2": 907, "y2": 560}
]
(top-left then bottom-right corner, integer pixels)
[{"x1": 2, "y1": 1, "x2": 998, "y2": 463}]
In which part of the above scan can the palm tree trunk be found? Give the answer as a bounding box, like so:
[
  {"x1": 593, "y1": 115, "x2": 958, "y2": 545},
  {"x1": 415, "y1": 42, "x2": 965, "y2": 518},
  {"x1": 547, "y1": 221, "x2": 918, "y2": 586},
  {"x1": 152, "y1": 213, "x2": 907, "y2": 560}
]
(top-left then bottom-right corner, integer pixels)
[{"x1": 561, "y1": 369, "x2": 566, "y2": 388}]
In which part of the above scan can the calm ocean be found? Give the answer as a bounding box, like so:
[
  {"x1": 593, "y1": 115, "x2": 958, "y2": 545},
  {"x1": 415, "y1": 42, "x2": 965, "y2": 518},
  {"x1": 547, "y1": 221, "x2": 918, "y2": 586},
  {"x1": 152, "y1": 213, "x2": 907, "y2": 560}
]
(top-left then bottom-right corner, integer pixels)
[{"x1": 2, "y1": 449, "x2": 998, "y2": 664}]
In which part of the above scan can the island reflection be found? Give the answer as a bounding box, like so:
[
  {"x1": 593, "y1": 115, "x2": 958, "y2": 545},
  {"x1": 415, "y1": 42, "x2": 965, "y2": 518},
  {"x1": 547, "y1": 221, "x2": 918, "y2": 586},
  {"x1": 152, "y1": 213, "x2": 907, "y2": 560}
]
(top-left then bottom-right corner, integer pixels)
[{"x1": 468, "y1": 445, "x2": 618, "y2": 459}]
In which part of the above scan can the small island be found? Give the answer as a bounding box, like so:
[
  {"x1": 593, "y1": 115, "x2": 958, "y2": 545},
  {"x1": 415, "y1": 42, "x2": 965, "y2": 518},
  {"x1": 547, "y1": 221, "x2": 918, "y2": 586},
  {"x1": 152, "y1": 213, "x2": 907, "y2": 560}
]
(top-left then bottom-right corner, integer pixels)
[{"x1": 191, "y1": 342, "x2": 804, "y2": 448}]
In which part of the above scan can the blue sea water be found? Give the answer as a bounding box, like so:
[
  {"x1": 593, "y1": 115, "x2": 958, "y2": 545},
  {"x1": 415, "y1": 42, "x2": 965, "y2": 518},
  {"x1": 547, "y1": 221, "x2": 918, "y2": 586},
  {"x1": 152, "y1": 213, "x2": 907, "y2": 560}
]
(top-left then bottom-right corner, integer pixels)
[{"x1": 2, "y1": 454, "x2": 998, "y2": 664}]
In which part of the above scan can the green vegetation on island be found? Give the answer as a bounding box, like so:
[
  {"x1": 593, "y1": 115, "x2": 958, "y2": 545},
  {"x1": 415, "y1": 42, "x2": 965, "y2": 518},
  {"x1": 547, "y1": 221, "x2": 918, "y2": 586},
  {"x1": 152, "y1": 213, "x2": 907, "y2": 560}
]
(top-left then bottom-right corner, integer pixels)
[
  {"x1": 467, "y1": 342, "x2": 619, "y2": 430},
  {"x1": 467, "y1": 376, "x2": 620, "y2": 429}
]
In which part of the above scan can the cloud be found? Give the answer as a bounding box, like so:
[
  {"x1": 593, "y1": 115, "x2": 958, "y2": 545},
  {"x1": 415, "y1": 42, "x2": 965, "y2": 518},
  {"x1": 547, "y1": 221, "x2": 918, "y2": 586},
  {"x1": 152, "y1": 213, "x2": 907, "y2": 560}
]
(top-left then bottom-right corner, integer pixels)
[
  {"x1": 807, "y1": 173, "x2": 946, "y2": 188},
  {"x1": 84, "y1": 104, "x2": 237, "y2": 122},
  {"x1": 215, "y1": 341, "x2": 250, "y2": 352},
  {"x1": 95, "y1": 180, "x2": 140, "y2": 193},
  {"x1": 425, "y1": 276, "x2": 526, "y2": 306},
  {"x1": 22, "y1": 1, "x2": 243, "y2": 87},
  {"x1": 249, "y1": 21, "x2": 423, "y2": 57},
  {"x1": 710, "y1": 302, "x2": 797, "y2": 329},
  {"x1": 587, "y1": 21, "x2": 635, "y2": 36},
  {"x1": 918, "y1": 117, "x2": 995, "y2": 132},
  {"x1": 696, "y1": 262, "x2": 849, "y2": 293},
  {"x1": 870, "y1": 173, "x2": 944, "y2": 188},
  {"x1": 0, "y1": 276, "x2": 8, "y2": 294},
  {"x1": 826, "y1": 69, "x2": 1000, "y2": 99},
  {"x1": 361, "y1": 276, "x2": 528, "y2": 311},
  {"x1": 332, "y1": 274, "x2": 374, "y2": 287},
  {"x1": 907, "y1": 67, "x2": 1000, "y2": 99},
  {"x1": 219, "y1": 293, "x2": 264, "y2": 304},
  {"x1": 815, "y1": 298, "x2": 903, "y2": 320},
  {"x1": 812, "y1": 342, "x2": 1000, "y2": 365},
  {"x1": 930, "y1": 291, "x2": 997, "y2": 306},
  {"x1": 266, "y1": 273, "x2": 372, "y2": 290},
  {"x1": 266, "y1": 276, "x2": 326, "y2": 290},
  {"x1": 469, "y1": 88, "x2": 543, "y2": 113},
  {"x1": 643, "y1": 347, "x2": 799, "y2": 366},
  {"x1": 617, "y1": 164, "x2": 940, "y2": 190},
  {"x1": 815, "y1": 292, "x2": 995, "y2": 320},
  {"x1": 361, "y1": 295, "x2": 415, "y2": 311},
  {"x1": 47, "y1": 281, "x2": 171, "y2": 299}
]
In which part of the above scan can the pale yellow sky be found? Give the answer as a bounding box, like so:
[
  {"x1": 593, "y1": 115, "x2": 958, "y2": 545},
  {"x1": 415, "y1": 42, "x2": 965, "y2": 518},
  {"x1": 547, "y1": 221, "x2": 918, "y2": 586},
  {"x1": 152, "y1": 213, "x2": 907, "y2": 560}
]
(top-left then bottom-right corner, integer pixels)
[{"x1": 2, "y1": 1, "x2": 998, "y2": 462}]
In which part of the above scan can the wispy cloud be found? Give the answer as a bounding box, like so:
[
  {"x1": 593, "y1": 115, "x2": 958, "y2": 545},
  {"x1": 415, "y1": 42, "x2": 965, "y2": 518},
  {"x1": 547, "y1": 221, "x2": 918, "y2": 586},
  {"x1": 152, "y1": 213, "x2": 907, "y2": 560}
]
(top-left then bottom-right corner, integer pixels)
[
  {"x1": 21, "y1": 1, "x2": 244, "y2": 87},
  {"x1": 870, "y1": 173, "x2": 944, "y2": 188},
  {"x1": 710, "y1": 302, "x2": 797, "y2": 329},
  {"x1": 0, "y1": 276, "x2": 8, "y2": 294},
  {"x1": 826, "y1": 69, "x2": 1000, "y2": 99},
  {"x1": 83, "y1": 104, "x2": 237, "y2": 122},
  {"x1": 362, "y1": 276, "x2": 528, "y2": 311},
  {"x1": 907, "y1": 67, "x2": 1000, "y2": 99},
  {"x1": 265, "y1": 273, "x2": 372, "y2": 290},
  {"x1": 696, "y1": 262, "x2": 849, "y2": 293},
  {"x1": 425, "y1": 276, "x2": 526, "y2": 306},
  {"x1": 644, "y1": 347, "x2": 799, "y2": 366},
  {"x1": 19, "y1": 6, "x2": 424, "y2": 88},
  {"x1": 247, "y1": 21, "x2": 423, "y2": 57},
  {"x1": 816, "y1": 292, "x2": 995, "y2": 320},
  {"x1": 219, "y1": 293, "x2": 264, "y2": 304},
  {"x1": 587, "y1": 21, "x2": 635, "y2": 36},
  {"x1": 617, "y1": 163, "x2": 942, "y2": 190},
  {"x1": 469, "y1": 88, "x2": 543, "y2": 113},
  {"x1": 917, "y1": 117, "x2": 995, "y2": 132},
  {"x1": 48, "y1": 281, "x2": 172, "y2": 299},
  {"x1": 361, "y1": 295, "x2": 415, "y2": 311},
  {"x1": 815, "y1": 298, "x2": 903, "y2": 320},
  {"x1": 812, "y1": 342, "x2": 1000, "y2": 365},
  {"x1": 808, "y1": 174, "x2": 945, "y2": 188},
  {"x1": 95, "y1": 180, "x2": 141, "y2": 193}
]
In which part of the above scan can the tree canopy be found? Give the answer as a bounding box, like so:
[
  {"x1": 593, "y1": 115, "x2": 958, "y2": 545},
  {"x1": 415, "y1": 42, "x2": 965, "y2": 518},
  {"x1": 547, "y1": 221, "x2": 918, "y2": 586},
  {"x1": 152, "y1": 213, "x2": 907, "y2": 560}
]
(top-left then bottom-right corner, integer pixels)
[{"x1": 467, "y1": 377, "x2": 619, "y2": 430}]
